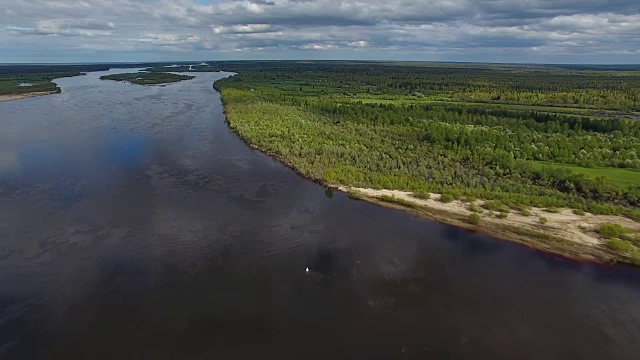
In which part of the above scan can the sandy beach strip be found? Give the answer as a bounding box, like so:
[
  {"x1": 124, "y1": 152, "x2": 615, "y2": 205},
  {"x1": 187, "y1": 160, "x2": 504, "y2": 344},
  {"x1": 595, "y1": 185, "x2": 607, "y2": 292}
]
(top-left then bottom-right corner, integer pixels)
[{"x1": 0, "y1": 91, "x2": 56, "y2": 103}]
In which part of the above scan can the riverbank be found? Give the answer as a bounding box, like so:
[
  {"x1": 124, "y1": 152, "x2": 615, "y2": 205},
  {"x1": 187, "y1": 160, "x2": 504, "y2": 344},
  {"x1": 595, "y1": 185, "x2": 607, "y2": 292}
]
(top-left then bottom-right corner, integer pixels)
[
  {"x1": 0, "y1": 91, "x2": 56, "y2": 102},
  {"x1": 343, "y1": 187, "x2": 640, "y2": 265},
  {"x1": 229, "y1": 122, "x2": 640, "y2": 265},
  {"x1": 221, "y1": 100, "x2": 640, "y2": 266}
]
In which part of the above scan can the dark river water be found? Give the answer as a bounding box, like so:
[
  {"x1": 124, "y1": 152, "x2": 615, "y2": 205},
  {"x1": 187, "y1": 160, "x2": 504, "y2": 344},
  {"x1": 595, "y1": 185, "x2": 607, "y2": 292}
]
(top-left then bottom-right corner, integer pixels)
[{"x1": 1, "y1": 69, "x2": 640, "y2": 359}]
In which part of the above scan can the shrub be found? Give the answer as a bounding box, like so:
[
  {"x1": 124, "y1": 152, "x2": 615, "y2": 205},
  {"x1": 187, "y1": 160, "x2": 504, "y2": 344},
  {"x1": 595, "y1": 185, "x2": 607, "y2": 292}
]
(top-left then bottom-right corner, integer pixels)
[
  {"x1": 627, "y1": 233, "x2": 640, "y2": 247},
  {"x1": 482, "y1": 200, "x2": 501, "y2": 211},
  {"x1": 497, "y1": 205, "x2": 511, "y2": 214},
  {"x1": 447, "y1": 190, "x2": 462, "y2": 200},
  {"x1": 439, "y1": 193, "x2": 454, "y2": 203},
  {"x1": 606, "y1": 238, "x2": 636, "y2": 254},
  {"x1": 627, "y1": 210, "x2": 640, "y2": 222},
  {"x1": 544, "y1": 207, "x2": 561, "y2": 213},
  {"x1": 599, "y1": 223, "x2": 626, "y2": 239},
  {"x1": 414, "y1": 191, "x2": 430, "y2": 200},
  {"x1": 572, "y1": 209, "x2": 585, "y2": 216},
  {"x1": 539, "y1": 217, "x2": 548, "y2": 224},
  {"x1": 468, "y1": 213, "x2": 481, "y2": 225},
  {"x1": 496, "y1": 212, "x2": 508, "y2": 219},
  {"x1": 519, "y1": 206, "x2": 531, "y2": 216},
  {"x1": 379, "y1": 195, "x2": 420, "y2": 209},
  {"x1": 468, "y1": 203, "x2": 481, "y2": 212}
]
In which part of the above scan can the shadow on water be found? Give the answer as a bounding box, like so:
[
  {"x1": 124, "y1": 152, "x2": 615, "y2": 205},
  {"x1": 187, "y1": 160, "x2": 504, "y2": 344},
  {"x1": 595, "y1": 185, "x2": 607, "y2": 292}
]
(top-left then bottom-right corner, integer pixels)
[{"x1": 0, "y1": 69, "x2": 640, "y2": 359}]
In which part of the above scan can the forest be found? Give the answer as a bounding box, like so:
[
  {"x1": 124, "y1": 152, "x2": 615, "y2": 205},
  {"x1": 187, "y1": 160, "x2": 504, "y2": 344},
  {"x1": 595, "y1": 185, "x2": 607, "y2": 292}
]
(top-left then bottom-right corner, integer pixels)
[{"x1": 213, "y1": 62, "x2": 640, "y2": 222}]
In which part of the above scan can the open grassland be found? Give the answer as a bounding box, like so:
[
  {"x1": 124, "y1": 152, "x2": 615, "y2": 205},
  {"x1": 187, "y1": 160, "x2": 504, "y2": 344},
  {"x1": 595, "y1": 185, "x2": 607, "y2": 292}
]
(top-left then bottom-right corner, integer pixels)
[
  {"x1": 347, "y1": 98, "x2": 640, "y2": 120},
  {"x1": 528, "y1": 162, "x2": 640, "y2": 188}
]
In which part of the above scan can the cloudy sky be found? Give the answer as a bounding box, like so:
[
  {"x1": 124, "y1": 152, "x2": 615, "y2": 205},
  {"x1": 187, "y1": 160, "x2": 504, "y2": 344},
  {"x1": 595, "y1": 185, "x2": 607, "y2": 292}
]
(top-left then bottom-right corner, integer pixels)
[{"x1": 1, "y1": 0, "x2": 640, "y2": 63}]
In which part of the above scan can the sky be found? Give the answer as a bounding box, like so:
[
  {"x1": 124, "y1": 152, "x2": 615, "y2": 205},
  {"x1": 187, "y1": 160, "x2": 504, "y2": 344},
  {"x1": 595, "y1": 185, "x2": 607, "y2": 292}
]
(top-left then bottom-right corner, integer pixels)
[{"x1": 1, "y1": 0, "x2": 639, "y2": 64}]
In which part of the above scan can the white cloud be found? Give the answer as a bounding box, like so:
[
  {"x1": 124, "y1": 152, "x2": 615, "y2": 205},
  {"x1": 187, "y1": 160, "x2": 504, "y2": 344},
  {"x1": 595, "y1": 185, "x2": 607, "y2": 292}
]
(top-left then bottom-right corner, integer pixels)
[
  {"x1": 137, "y1": 33, "x2": 201, "y2": 46},
  {"x1": 0, "y1": 0, "x2": 639, "y2": 62},
  {"x1": 348, "y1": 40, "x2": 368, "y2": 48},
  {"x1": 212, "y1": 24, "x2": 276, "y2": 34}
]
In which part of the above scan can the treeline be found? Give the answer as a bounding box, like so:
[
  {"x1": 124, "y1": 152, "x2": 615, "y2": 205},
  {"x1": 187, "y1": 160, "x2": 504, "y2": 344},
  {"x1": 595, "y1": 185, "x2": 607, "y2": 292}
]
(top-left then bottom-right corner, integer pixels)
[{"x1": 213, "y1": 62, "x2": 640, "y2": 111}]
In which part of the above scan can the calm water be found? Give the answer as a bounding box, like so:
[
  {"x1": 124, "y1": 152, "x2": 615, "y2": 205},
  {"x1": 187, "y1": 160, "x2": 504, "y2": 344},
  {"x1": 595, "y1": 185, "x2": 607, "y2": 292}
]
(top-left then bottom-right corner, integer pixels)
[{"x1": 1, "y1": 69, "x2": 640, "y2": 359}]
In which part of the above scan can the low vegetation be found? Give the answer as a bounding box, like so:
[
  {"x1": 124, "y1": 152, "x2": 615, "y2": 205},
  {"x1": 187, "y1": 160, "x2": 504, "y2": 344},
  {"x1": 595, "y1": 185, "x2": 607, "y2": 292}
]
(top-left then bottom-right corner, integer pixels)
[
  {"x1": 468, "y1": 203, "x2": 481, "y2": 212},
  {"x1": 439, "y1": 194, "x2": 455, "y2": 203},
  {"x1": 598, "y1": 223, "x2": 640, "y2": 261},
  {"x1": 378, "y1": 195, "x2": 421, "y2": 209},
  {"x1": 599, "y1": 223, "x2": 627, "y2": 239},
  {"x1": 468, "y1": 213, "x2": 481, "y2": 225},
  {"x1": 519, "y1": 206, "x2": 532, "y2": 216}
]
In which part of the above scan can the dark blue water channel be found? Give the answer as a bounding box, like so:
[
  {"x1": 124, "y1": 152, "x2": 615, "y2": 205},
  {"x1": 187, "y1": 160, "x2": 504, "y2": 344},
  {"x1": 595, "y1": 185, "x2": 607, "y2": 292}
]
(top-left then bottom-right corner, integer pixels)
[{"x1": 1, "y1": 69, "x2": 639, "y2": 359}]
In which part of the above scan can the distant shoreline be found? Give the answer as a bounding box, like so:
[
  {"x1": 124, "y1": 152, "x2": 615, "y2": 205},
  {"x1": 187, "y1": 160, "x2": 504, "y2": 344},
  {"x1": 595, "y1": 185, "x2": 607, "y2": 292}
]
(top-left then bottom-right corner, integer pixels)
[{"x1": 0, "y1": 91, "x2": 57, "y2": 103}]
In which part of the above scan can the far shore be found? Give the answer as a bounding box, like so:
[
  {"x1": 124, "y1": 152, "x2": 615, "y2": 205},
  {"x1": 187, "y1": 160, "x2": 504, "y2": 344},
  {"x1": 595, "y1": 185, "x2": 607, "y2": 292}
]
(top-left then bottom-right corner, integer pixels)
[{"x1": 0, "y1": 91, "x2": 57, "y2": 103}]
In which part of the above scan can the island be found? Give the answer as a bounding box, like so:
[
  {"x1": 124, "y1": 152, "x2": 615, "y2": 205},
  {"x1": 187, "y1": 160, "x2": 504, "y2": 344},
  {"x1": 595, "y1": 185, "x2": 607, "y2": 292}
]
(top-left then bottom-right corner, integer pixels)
[
  {"x1": 99, "y1": 71, "x2": 195, "y2": 85},
  {"x1": 213, "y1": 61, "x2": 640, "y2": 266},
  {"x1": 0, "y1": 63, "x2": 191, "y2": 102},
  {"x1": 0, "y1": 68, "x2": 77, "y2": 102}
]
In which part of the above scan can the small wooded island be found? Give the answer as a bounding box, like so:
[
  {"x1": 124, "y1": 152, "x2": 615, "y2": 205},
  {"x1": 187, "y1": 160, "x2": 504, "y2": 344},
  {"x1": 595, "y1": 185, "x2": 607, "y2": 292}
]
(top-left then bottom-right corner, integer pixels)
[{"x1": 99, "y1": 71, "x2": 194, "y2": 85}]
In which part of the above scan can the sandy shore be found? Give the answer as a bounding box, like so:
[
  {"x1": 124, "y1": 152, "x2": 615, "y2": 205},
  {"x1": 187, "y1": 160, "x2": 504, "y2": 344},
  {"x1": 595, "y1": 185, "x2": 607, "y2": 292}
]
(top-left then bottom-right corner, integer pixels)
[
  {"x1": 0, "y1": 91, "x2": 56, "y2": 103},
  {"x1": 340, "y1": 186, "x2": 640, "y2": 264}
]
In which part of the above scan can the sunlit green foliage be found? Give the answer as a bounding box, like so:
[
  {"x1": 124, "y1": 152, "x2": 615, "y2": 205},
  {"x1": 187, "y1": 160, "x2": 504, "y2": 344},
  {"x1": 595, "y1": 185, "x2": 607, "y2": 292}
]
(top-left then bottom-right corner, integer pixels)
[
  {"x1": 468, "y1": 213, "x2": 481, "y2": 225},
  {"x1": 468, "y1": 203, "x2": 481, "y2": 212},
  {"x1": 599, "y1": 223, "x2": 627, "y2": 239},
  {"x1": 214, "y1": 62, "x2": 640, "y2": 219}
]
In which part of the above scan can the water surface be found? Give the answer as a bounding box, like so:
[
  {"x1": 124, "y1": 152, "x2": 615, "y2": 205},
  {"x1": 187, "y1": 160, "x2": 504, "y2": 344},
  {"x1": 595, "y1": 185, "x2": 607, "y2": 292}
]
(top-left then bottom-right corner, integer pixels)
[{"x1": 1, "y1": 69, "x2": 640, "y2": 359}]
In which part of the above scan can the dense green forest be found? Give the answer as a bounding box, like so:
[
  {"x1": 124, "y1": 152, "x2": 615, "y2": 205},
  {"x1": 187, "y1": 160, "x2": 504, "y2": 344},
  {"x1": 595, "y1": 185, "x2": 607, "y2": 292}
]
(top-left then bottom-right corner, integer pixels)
[{"x1": 213, "y1": 62, "x2": 640, "y2": 223}]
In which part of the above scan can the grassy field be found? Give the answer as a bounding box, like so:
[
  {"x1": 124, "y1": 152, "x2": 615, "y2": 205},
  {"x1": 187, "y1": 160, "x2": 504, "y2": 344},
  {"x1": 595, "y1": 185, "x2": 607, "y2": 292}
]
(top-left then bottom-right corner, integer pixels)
[
  {"x1": 529, "y1": 162, "x2": 640, "y2": 187},
  {"x1": 348, "y1": 97, "x2": 640, "y2": 119}
]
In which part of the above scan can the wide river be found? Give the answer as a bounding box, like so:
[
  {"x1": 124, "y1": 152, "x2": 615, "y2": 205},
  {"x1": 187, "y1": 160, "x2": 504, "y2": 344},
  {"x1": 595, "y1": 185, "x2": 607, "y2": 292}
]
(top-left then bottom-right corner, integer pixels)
[{"x1": 1, "y1": 69, "x2": 639, "y2": 359}]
